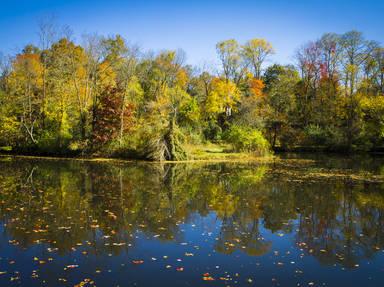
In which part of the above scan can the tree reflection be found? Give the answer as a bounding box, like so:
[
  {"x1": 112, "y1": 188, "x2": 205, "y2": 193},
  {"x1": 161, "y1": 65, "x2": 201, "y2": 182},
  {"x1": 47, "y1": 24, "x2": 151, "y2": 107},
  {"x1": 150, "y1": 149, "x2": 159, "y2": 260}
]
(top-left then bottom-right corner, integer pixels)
[{"x1": 0, "y1": 158, "x2": 384, "y2": 268}]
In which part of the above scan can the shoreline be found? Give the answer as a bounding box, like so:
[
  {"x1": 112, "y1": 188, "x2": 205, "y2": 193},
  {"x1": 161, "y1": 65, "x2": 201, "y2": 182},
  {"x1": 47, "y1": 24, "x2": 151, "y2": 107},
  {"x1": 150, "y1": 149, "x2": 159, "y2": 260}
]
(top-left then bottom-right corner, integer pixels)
[
  {"x1": 1, "y1": 148, "x2": 383, "y2": 165},
  {"x1": 0, "y1": 153, "x2": 276, "y2": 164}
]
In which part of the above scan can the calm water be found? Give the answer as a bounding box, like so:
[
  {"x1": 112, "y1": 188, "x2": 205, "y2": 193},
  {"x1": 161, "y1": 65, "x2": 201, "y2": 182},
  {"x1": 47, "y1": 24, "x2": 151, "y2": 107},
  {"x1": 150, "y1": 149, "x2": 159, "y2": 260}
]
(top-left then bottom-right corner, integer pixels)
[{"x1": 0, "y1": 155, "x2": 384, "y2": 287}]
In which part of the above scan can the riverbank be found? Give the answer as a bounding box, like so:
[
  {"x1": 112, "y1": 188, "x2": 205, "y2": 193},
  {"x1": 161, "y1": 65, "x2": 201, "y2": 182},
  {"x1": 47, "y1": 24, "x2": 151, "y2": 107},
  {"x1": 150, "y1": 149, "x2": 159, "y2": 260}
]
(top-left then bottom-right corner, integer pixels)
[
  {"x1": 3, "y1": 141, "x2": 384, "y2": 164},
  {"x1": 0, "y1": 142, "x2": 275, "y2": 164}
]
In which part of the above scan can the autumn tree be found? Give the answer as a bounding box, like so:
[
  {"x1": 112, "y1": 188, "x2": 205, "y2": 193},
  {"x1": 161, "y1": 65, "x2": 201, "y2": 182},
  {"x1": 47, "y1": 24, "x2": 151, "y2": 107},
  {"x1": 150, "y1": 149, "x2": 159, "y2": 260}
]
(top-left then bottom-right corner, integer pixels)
[
  {"x1": 116, "y1": 48, "x2": 143, "y2": 145},
  {"x1": 216, "y1": 40, "x2": 245, "y2": 84},
  {"x1": 136, "y1": 50, "x2": 192, "y2": 160},
  {"x1": 205, "y1": 77, "x2": 241, "y2": 118},
  {"x1": 92, "y1": 86, "x2": 132, "y2": 147},
  {"x1": 232, "y1": 73, "x2": 266, "y2": 134},
  {"x1": 0, "y1": 55, "x2": 20, "y2": 146},
  {"x1": 46, "y1": 38, "x2": 83, "y2": 147},
  {"x1": 242, "y1": 38, "x2": 274, "y2": 79},
  {"x1": 339, "y1": 31, "x2": 377, "y2": 147},
  {"x1": 8, "y1": 47, "x2": 43, "y2": 144},
  {"x1": 38, "y1": 16, "x2": 59, "y2": 128},
  {"x1": 263, "y1": 64, "x2": 299, "y2": 148}
]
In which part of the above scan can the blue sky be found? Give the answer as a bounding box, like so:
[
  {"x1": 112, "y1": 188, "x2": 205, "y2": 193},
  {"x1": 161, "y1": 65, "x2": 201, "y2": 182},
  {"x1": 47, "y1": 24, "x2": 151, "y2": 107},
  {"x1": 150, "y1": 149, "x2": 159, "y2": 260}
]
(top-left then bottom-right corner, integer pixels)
[{"x1": 1, "y1": 0, "x2": 383, "y2": 66}]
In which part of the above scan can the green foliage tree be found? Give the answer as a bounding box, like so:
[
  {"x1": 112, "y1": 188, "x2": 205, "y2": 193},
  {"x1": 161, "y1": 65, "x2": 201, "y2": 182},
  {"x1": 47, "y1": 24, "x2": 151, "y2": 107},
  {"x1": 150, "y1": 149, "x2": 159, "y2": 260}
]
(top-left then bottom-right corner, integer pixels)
[{"x1": 263, "y1": 64, "x2": 299, "y2": 148}]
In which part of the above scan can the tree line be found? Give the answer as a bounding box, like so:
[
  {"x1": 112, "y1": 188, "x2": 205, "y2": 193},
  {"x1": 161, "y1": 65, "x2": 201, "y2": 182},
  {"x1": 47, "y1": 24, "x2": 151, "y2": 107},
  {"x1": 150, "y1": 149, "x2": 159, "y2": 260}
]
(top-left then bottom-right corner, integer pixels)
[{"x1": 0, "y1": 22, "x2": 383, "y2": 159}]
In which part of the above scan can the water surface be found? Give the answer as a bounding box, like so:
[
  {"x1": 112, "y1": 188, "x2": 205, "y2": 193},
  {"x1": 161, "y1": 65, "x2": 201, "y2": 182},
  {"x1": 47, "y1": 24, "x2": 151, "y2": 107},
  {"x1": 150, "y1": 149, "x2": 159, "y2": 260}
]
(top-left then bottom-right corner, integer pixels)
[{"x1": 0, "y1": 154, "x2": 384, "y2": 286}]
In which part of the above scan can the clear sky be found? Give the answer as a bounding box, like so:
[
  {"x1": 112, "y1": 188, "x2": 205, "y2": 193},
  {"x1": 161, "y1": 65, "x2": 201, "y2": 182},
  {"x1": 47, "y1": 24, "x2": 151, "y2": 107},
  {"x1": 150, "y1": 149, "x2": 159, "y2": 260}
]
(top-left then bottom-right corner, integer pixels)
[{"x1": 1, "y1": 0, "x2": 383, "y2": 67}]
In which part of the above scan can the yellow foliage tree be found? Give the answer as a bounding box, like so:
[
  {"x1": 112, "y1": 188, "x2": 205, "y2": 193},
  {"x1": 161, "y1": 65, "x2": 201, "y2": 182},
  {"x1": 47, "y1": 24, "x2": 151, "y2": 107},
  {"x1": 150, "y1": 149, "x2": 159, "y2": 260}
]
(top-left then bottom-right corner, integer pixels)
[
  {"x1": 242, "y1": 38, "x2": 274, "y2": 79},
  {"x1": 8, "y1": 52, "x2": 43, "y2": 143},
  {"x1": 205, "y1": 78, "x2": 241, "y2": 117}
]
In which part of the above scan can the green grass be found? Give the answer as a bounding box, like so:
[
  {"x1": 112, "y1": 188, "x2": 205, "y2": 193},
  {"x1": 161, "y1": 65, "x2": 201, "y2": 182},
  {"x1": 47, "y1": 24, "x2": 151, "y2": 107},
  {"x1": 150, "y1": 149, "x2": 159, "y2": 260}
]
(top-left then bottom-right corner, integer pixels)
[
  {"x1": 184, "y1": 142, "x2": 273, "y2": 162},
  {"x1": 0, "y1": 146, "x2": 12, "y2": 152}
]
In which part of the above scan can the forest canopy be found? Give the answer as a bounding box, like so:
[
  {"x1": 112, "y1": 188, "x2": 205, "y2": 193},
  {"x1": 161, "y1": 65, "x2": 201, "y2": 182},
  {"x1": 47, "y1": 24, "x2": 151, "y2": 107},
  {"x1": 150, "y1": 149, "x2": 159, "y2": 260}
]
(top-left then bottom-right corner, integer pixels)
[{"x1": 0, "y1": 22, "x2": 383, "y2": 160}]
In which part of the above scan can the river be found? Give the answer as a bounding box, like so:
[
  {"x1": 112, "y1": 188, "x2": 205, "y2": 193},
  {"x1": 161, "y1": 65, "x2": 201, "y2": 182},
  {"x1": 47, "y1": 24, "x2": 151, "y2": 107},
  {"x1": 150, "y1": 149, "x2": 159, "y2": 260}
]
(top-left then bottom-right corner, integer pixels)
[{"x1": 0, "y1": 154, "x2": 383, "y2": 286}]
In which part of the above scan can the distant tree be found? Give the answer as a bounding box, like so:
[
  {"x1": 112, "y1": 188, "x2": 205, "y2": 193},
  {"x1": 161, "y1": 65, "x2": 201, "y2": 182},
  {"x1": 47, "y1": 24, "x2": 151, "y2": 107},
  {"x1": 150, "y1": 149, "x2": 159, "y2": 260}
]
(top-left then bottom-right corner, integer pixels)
[
  {"x1": 216, "y1": 39, "x2": 245, "y2": 84},
  {"x1": 242, "y1": 38, "x2": 274, "y2": 79}
]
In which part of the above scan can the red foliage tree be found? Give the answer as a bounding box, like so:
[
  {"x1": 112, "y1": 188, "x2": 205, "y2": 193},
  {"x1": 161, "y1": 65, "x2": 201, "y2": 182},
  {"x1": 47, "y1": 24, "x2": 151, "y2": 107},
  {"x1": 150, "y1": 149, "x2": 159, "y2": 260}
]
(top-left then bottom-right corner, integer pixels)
[{"x1": 92, "y1": 86, "x2": 133, "y2": 147}]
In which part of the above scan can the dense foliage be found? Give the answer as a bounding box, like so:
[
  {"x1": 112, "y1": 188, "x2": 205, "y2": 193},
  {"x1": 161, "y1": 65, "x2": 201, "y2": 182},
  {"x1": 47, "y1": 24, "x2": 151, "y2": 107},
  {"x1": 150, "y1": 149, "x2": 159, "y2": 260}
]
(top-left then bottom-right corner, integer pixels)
[{"x1": 0, "y1": 23, "x2": 383, "y2": 159}]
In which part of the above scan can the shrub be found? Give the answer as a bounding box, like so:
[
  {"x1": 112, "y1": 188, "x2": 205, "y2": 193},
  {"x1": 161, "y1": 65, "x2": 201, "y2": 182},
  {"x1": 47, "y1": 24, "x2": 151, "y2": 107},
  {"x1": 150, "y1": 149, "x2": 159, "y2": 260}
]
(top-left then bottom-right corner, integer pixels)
[
  {"x1": 225, "y1": 125, "x2": 270, "y2": 156},
  {"x1": 304, "y1": 124, "x2": 327, "y2": 145},
  {"x1": 0, "y1": 115, "x2": 21, "y2": 147},
  {"x1": 203, "y1": 120, "x2": 222, "y2": 142}
]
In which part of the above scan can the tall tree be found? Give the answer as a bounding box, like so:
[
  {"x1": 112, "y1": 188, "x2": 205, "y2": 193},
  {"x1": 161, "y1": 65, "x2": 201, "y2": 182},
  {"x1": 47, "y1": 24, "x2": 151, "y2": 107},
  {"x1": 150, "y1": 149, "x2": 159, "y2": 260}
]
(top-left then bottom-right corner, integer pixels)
[
  {"x1": 38, "y1": 16, "x2": 58, "y2": 128},
  {"x1": 339, "y1": 31, "x2": 376, "y2": 145},
  {"x1": 8, "y1": 47, "x2": 43, "y2": 144},
  {"x1": 242, "y1": 38, "x2": 274, "y2": 79},
  {"x1": 216, "y1": 39, "x2": 244, "y2": 84}
]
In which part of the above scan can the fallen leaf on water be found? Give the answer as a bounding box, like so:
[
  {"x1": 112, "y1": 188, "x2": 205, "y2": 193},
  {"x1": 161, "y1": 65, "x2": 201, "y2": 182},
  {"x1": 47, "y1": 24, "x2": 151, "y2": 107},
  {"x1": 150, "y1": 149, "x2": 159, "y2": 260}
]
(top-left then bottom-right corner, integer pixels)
[
  {"x1": 65, "y1": 265, "x2": 79, "y2": 270},
  {"x1": 132, "y1": 260, "x2": 144, "y2": 265},
  {"x1": 203, "y1": 276, "x2": 215, "y2": 281},
  {"x1": 112, "y1": 243, "x2": 126, "y2": 246}
]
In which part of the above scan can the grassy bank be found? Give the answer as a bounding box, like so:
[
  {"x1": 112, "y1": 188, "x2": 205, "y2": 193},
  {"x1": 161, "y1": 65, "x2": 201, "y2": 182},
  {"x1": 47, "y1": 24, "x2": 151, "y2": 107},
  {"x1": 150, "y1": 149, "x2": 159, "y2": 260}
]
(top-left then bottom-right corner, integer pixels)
[
  {"x1": 184, "y1": 142, "x2": 273, "y2": 161},
  {"x1": 0, "y1": 142, "x2": 274, "y2": 163}
]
